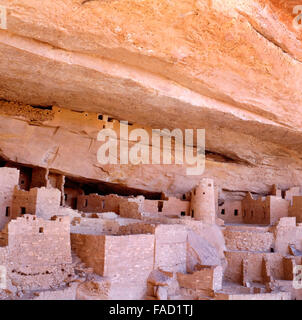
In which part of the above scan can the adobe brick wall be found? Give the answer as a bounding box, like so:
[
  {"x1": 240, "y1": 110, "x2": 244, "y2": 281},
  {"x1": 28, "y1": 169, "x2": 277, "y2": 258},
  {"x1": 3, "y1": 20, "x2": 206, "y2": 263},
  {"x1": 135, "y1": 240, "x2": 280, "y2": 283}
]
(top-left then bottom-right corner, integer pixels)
[
  {"x1": 71, "y1": 216, "x2": 120, "y2": 235},
  {"x1": 269, "y1": 197, "x2": 290, "y2": 225},
  {"x1": 289, "y1": 196, "x2": 302, "y2": 223},
  {"x1": 285, "y1": 187, "x2": 301, "y2": 205},
  {"x1": 0, "y1": 168, "x2": 19, "y2": 230},
  {"x1": 144, "y1": 200, "x2": 159, "y2": 214},
  {"x1": 35, "y1": 187, "x2": 61, "y2": 219},
  {"x1": 103, "y1": 194, "x2": 126, "y2": 213},
  {"x1": 77, "y1": 194, "x2": 105, "y2": 213},
  {"x1": 71, "y1": 233, "x2": 106, "y2": 275},
  {"x1": 177, "y1": 265, "x2": 222, "y2": 291},
  {"x1": 11, "y1": 187, "x2": 38, "y2": 219},
  {"x1": 0, "y1": 247, "x2": 8, "y2": 265},
  {"x1": 144, "y1": 198, "x2": 190, "y2": 217},
  {"x1": 11, "y1": 187, "x2": 61, "y2": 220},
  {"x1": 160, "y1": 197, "x2": 190, "y2": 216},
  {"x1": 119, "y1": 200, "x2": 143, "y2": 219},
  {"x1": 118, "y1": 222, "x2": 156, "y2": 235},
  {"x1": 0, "y1": 168, "x2": 20, "y2": 193},
  {"x1": 242, "y1": 194, "x2": 289, "y2": 225},
  {"x1": 224, "y1": 228, "x2": 274, "y2": 252},
  {"x1": 215, "y1": 292, "x2": 291, "y2": 300},
  {"x1": 154, "y1": 224, "x2": 187, "y2": 273},
  {"x1": 2, "y1": 215, "x2": 73, "y2": 290},
  {"x1": 71, "y1": 233, "x2": 154, "y2": 299},
  {"x1": 224, "y1": 251, "x2": 284, "y2": 284},
  {"x1": 242, "y1": 193, "x2": 270, "y2": 224},
  {"x1": 218, "y1": 200, "x2": 243, "y2": 223},
  {"x1": 8, "y1": 215, "x2": 71, "y2": 267},
  {"x1": 190, "y1": 179, "x2": 216, "y2": 223},
  {"x1": 77, "y1": 194, "x2": 126, "y2": 214},
  {"x1": 273, "y1": 217, "x2": 302, "y2": 255},
  {"x1": 31, "y1": 167, "x2": 48, "y2": 188},
  {"x1": 64, "y1": 187, "x2": 83, "y2": 209}
]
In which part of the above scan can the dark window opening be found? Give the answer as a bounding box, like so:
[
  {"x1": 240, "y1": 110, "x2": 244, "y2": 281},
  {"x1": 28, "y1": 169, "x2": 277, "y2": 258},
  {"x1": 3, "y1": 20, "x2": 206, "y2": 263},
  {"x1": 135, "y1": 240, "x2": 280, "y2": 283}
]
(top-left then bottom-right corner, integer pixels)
[
  {"x1": 98, "y1": 114, "x2": 103, "y2": 120},
  {"x1": 203, "y1": 192, "x2": 205, "y2": 195},
  {"x1": 234, "y1": 209, "x2": 238, "y2": 216},
  {"x1": 191, "y1": 209, "x2": 194, "y2": 218},
  {"x1": 182, "y1": 195, "x2": 186, "y2": 200},
  {"x1": 84, "y1": 199, "x2": 88, "y2": 208},
  {"x1": 251, "y1": 210, "x2": 254, "y2": 218},
  {"x1": 39, "y1": 227, "x2": 44, "y2": 233},
  {"x1": 108, "y1": 117, "x2": 114, "y2": 122},
  {"x1": 181, "y1": 211, "x2": 186, "y2": 216},
  {"x1": 128, "y1": 122, "x2": 133, "y2": 126},
  {"x1": 281, "y1": 190, "x2": 286, "y2": 199},
  {"x1": 158, "y1": 201, "x2": 164, "y2": 212},
  {"x1": 72, "y1": 198, "x2": 78, "y2": 210},
  {"x1": 270, "y1": 248, "x2": 274, "y2": 253},
  {"x1": 5, "y1": 207, "x2": 10, "y2": 217},
  {"x1": 221, "y1": 209, "x2": 225, "y2": 215},
  {"x1": 21, "y1": 180, "x2": 25, "y2": 185},
  {"x1": 20, "y1": 207, "x2": 26, "y2": 215}
]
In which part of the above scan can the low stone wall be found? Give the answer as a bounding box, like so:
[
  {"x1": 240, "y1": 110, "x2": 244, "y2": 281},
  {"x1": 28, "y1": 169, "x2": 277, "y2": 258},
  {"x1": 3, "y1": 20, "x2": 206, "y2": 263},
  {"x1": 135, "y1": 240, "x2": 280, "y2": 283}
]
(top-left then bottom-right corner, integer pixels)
[
  {"x1": 224, "y1": 229, "x2": 274, "y2": 252},
  {"x1": 224, "y1": 251, "x2": 284, "y2": 284}
]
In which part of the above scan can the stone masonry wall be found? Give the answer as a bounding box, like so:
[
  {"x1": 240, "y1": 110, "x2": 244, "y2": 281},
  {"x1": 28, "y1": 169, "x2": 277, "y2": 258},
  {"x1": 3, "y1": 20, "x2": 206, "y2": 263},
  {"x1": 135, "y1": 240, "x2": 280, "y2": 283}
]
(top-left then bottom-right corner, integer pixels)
[{"x1": 0, "y1": 168, "x2": 19, "y2": 230}]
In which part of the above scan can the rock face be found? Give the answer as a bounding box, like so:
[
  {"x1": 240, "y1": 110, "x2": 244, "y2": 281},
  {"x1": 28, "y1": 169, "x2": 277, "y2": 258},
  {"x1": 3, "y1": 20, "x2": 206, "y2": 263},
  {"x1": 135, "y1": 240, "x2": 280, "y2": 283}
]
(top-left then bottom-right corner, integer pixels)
[{"x1": 0, "y1": 0, "x2": 302, "y2": 197}]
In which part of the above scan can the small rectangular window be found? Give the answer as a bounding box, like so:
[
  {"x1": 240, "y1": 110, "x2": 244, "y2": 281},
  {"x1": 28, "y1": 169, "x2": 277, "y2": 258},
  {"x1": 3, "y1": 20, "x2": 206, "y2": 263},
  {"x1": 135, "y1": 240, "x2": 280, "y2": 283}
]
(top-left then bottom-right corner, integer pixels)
[
  {"x1": 5, "y1": 207, "x2": 10, "y2": 217},
  {"x1": 158, "y1": 201, "x2": 164, "y2": 213},
  {"x1": 21, "y1": 207, "x2": 26, "y2": 215},
  {"x1": 181, "y1": 211, "x2": 186, "y2": 216},
  {"x1": 221, "y1": 209, "x2": 225, "y2": 215},
  {"x1": 234, "y1": 209, "x2": 238, "y2": 216},
  {"x1": 191, "y1": 209, "x2": 194, "y2": 218}
]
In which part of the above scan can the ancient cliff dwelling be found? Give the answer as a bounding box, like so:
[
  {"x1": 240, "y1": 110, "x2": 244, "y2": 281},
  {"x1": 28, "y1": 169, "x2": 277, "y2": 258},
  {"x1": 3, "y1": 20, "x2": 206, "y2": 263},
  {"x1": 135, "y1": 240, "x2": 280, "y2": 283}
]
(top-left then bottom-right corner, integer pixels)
[{"x1": 0, "y1": 0, "x2": 302, "y2": 301}]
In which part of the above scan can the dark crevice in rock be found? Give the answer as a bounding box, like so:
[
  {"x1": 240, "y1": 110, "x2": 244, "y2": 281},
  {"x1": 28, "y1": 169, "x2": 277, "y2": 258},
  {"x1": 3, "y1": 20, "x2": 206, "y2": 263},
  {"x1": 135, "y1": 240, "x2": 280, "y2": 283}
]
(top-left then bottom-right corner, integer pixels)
[{"x1": 205, "y1": 150, "x2": 255, "y2": 167}]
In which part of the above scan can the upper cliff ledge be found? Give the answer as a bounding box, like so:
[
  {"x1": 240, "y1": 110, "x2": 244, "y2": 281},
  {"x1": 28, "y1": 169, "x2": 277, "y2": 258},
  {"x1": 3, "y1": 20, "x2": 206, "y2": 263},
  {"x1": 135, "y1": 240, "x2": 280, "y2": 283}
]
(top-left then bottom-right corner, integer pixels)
[{"x1": 0, "y1": 0, "x2": 302, "y2": 198}]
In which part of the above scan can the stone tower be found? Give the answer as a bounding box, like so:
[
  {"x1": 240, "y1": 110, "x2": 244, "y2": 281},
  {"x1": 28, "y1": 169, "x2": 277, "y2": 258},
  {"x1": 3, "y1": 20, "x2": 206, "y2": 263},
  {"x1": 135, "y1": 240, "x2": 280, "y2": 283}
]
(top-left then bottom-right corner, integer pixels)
[{"x1": 190, "y1": 178, "x2": 215, "y2": 223}]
